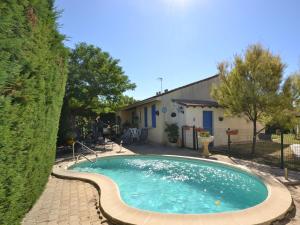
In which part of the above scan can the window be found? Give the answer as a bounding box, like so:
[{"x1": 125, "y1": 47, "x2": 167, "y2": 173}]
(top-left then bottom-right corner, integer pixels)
[
  {"x1": 144, "y1": 107, "x2": 148, "y2": 127},
  {"x1": 151, "y1": 104, "x2": 156, "y2": 128}
]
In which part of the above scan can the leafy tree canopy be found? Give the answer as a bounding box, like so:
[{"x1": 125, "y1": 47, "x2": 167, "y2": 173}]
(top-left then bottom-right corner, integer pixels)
[
  {"x1": 211, "y1": 44, "x2": 287, "y2": 153},
  {"x1": 58, "y1": 43, "x2": 136, "y2": 143},
  {"x1": 267, "y1": 71, "x2": 300, "y2": 130},
  {"x1": 109, "y1": 95, "x2": 136, "y2": 112},
  {"x1": 65, "y1": 42, "x2": 136, "y2": 116},
  {"x1": 284, "y1": 72, "x2": 300, "y2": 109}
]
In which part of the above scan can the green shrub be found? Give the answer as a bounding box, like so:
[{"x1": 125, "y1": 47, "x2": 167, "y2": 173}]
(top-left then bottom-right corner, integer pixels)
[
  {"x1": 199, "y1": 131, "x2": 210, "y2": 137},
  {"x1": 164, "y1": 123, "x2": 179, "y2": 143},
  {"x1": 0, "y1": 1, "x2": 68, "y2": 224}
]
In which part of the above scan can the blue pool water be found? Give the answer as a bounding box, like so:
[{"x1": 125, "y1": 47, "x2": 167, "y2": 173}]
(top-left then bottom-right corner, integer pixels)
[{"x1": 70, "y1": 155, "x2": 268, "y2": 214}]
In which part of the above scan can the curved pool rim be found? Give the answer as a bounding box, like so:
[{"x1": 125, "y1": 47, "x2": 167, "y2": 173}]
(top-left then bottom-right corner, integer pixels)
[
  {"x1": 69, "y1": 154, "x2": 269, "y2": 214},
  {"x1": 53, "y1": 154, "x2": 293, "y2": 225}
]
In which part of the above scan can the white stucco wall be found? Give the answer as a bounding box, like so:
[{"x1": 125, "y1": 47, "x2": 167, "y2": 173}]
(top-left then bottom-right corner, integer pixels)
[
  {"x1": 118, "y1": 75, "x2": 263, "y2": 147},
  {"x1": 182, "y1": 107, "x2": 263, "y2": 147},
  {"x1": 153, "y1": 76, "x2": 220, "y2": 145},
  {"x1": 136, "y1": 101, "x2": 165, "y2": 144}
]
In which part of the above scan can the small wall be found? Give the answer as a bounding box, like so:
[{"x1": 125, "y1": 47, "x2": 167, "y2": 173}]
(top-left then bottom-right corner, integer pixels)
[
  {"x1": 117, "y1": 75, "x2": 263, "y2": 147},
  {"x1": 183, "y1": 107, "x2": 263, "y2": 147},
  {"x1": 120, "y1": 101, "x2": 165, "y2": 144}
]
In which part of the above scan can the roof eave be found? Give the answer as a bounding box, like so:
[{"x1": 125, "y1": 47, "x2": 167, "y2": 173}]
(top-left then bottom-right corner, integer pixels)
[{"x1": 118, "y1": 97, "x2": 160, "y2": 111}]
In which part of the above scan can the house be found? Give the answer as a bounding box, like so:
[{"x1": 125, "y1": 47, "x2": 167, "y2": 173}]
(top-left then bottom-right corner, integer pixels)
[{"x1": 117, "y1": 74, "x2": 262, "y2": 148}]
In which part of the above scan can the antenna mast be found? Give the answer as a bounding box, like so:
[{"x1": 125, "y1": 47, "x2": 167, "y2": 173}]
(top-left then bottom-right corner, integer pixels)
[{"x1": 157, "y1": 77, "x2": 163, "y2": 93}]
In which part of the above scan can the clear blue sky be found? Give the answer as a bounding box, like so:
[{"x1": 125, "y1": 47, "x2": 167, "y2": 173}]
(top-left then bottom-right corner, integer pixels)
[{"x1": 55, "y1": 0, "x2": 300, "y2": 100}]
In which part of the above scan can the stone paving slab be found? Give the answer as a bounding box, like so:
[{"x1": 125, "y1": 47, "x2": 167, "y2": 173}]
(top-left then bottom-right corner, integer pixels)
[
  {"x1": 22, "y1": 176, "x2": 111, "y2": 225},
  {"x1": 286, "y1": 185, "x2": 300, "y2": 225}
]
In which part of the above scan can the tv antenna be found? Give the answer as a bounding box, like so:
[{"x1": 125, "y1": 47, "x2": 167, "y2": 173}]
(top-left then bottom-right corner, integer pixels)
[{"x1": 157, "y1": 77, "x2": 163, "y2": 92}]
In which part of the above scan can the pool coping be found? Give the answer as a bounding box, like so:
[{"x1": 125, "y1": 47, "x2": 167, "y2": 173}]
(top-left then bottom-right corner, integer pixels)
[{"x1": 52, "y1": 154, "x2": 293, "y2": 225}]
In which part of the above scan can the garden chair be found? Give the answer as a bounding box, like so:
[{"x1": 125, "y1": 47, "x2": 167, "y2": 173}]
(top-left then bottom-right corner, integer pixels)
[
  {"x1": 121, "y1": 129, "x2": 133, "y2": 145},
  {"x1": 258, "y1": 133, "x2": 272, "y2": 141},
  {"x1": 290, "y1": 144, "x2": 300, "y2": 158},
  {"x1": 139, "y1": 128, "x2": 148, "y2": 143},
  {"x1": 129, "y1": 128, "x2": 140, "y2": 141},
  {"x1": 95, "y1": 136, "x2": 114, "y2": 151}
]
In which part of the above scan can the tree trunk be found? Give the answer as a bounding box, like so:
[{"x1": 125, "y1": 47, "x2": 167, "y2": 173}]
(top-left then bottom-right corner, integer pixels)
[{"x1": 251, "y1": 120, "x2": 257, "y2": 154}]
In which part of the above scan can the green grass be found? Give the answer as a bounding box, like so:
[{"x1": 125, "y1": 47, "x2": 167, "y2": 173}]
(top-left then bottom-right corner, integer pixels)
[
  {"x1": 271, "y1": 134, "x2": 300, "y2": 144},
  {"x1": 212, "y1": 134, "x2": 300, "y2": 171}
]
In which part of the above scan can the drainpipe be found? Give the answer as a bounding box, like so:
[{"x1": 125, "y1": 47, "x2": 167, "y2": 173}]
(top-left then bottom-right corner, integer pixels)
[
  {"x1": 193, "y1": 126, "x2": 196, "y2": 150},
  {"x1": 280, "y1": 130, "x2": 284, "y2": 169}
]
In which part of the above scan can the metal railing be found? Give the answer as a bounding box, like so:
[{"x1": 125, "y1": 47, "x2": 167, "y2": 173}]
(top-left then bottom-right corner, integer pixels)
[
  {"x1": 72, "y1": 141, "x2": 98, "y2": 163},
  {"x1": 212, "y1": 129, "x2": 300, "y2": 171}
]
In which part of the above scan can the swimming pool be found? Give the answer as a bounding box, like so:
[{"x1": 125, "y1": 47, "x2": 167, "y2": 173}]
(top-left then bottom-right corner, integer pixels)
[{"x1": 70, "y1": 155, "x2": 268, "y2": 214}]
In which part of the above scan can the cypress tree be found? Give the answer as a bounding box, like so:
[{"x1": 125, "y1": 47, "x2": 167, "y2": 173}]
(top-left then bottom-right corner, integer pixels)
[{"x1": 0, "y1": 1, "x2": 68, "y2": 224}]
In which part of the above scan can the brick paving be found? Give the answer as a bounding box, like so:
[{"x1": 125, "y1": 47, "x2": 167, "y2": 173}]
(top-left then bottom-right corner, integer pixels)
[
  {"x1": 287, "y1": 185, "x2": 300, "y2": 225},
  {"x1": 22, "y1": 176, "x2": 111, "y2": 225},
  {"x1": 22, "y1": 143, "x2": 300, "y2": 225}
]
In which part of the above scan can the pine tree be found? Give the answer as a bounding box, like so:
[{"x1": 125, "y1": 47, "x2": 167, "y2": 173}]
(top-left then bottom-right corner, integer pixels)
[{"x1": 211, "y1": 44, "x2": 285, "y2": 154}]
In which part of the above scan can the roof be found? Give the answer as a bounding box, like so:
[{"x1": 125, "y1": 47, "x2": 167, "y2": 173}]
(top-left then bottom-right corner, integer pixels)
[
  {"x1": 173, "y1": 99, "x2": 219, "y2": 108},
  {"x1": 119, "y1": 98, "x2": 160, "y2": 111},
  {"x1": 119, "y1": 74, "x2": 219, "y2": 111}
]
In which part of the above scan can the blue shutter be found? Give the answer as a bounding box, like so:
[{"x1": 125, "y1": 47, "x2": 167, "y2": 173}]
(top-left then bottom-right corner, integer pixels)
[
  {"x1": 144, "y1": 107, "x2": 148, "y2": 127},
  {"x1": 203, "y1": 111, "x2": 213, "y2": 135},
  {"x1": 151, "y1": 104, "x2": 156, "y2": 128}
]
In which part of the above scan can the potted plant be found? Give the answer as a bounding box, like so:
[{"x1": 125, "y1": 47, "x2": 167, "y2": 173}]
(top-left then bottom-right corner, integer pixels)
[
  {"x1": 65, "y1": 130, "x2": 77, "y2": 145},
  {"x1": 198, "y1": 131, "x2": 214, "y2": 157},
  {"x1": 122, "y1": 121, "x2": 131, "y2": 131},
  {"x1": 164, "y1": 123, "x2": 179, "y2": 147}
]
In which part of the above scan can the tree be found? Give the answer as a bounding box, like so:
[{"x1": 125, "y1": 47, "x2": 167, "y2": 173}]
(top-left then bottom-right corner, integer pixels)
[
  {"x1": 110, "y1": 95, "x2": 136, "y2": 111},
  {"x1": 212, "y1": 44, "x2": 285, "y2": 154},
  {"x1": 284, "y1": 72, "x2": 300, "y2": 109},
  {"x1": 0, "y1": 1, "x2": 68, "y2": 224},
  {"x1": 58, "y1": 43, "x2": 136, "y2": 142},
  {"x1": 267, "y1": 72, "x2": 300, "y2": 130}
]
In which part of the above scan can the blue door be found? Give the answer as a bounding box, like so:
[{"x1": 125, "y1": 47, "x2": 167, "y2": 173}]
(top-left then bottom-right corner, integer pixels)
[{"x1": 203, "y1": 111, "x2": 213, "y2": 135}]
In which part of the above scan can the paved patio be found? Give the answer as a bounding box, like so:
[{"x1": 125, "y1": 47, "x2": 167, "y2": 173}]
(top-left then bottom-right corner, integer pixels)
[
  {"x1": 22, "y1": 177, "x2": 111, "y2": 225},
  {"x1": 22, "y1": 143, "x2": 300, "y2": 225}
]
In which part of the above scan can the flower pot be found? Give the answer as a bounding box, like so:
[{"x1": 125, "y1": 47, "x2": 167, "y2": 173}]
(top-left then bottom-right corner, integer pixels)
[
  {"x1": 168, "y1": 142, "x2": 177, "y2": 148},
  {"x1": 103, "y1": 127, "x2": 111, "y2": 135},
  {"x1": 198, "y1": 136, "x2": 214, "y2": 157},
  {"x1": 198, "y1": 136, "x2": 214, "y2": 143},
  {"x1": 66, "y1": 138, "x2": 75, "y2": 146}
]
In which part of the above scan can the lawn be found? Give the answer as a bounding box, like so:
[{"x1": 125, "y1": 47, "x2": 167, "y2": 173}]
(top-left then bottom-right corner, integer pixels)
[{"x1": 212, "y1": 134, "x2": 300, "y2": 171}]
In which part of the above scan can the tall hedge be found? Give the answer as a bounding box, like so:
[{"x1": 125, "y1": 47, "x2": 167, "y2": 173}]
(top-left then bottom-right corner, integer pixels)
[{"x1": 0, "y1": 1, "x2": 68, "y2": 224}]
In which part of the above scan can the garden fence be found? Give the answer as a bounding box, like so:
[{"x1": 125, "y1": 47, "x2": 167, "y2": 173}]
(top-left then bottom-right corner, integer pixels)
[{"x1": 212, "y1": 128, "x2": 300, "y2": 171}]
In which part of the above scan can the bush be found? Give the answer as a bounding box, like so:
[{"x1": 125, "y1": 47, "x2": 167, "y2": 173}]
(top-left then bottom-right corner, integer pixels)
[
  {"x1": 0, "y1": 1, "x2": 68, "y2": 224},
  {"x1": 164, "y1": 123, "x2": 179, "y2": 143},
  {"x1": 199, "y1": 131, "x2": 210, "y2": 137}
]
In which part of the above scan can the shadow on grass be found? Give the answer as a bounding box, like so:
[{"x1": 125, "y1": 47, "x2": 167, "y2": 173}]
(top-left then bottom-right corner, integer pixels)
[{"x1": 212, "y1": 141, "x2": 300, "y2": 171}]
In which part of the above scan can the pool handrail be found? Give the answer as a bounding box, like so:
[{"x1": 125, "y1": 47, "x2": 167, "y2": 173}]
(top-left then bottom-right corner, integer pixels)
[{"x1": 72, "y1": 141, "x2": 98, "y2": 163}]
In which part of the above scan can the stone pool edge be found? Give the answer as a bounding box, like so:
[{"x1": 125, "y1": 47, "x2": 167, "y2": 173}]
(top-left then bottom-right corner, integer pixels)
[{"x1": 52, "y1": 154, "x2": 293, "y2": 225}]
